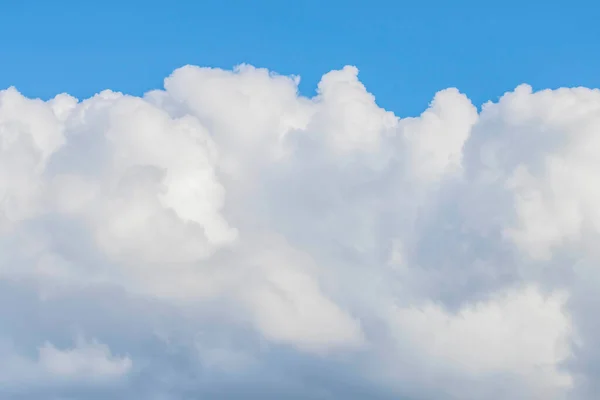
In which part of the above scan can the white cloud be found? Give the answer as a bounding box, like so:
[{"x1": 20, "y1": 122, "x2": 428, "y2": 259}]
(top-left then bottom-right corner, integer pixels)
[
  {"x1": 384, "y1": 285, "x2": 573, "y2": 399},
  {"x1": 37, "y1": 338, "x2": 132, "y2": 381},
  {"x1": 1, "y1": 64, "x2": 600, "y2": 399},
  {"x1": 0, "y1": 337, "x2": 131, "y2": 388},
  {"x1": 0, "y1": 88, "x2": 68, "y2": 227},
  {"x1": 400, "y1": 87, "x2": 478, "y2": 182}
]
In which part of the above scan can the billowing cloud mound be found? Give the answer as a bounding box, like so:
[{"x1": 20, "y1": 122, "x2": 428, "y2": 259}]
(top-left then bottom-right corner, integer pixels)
[{"x1": 1, "y1": 64, "x2": 598, "y2": 399}]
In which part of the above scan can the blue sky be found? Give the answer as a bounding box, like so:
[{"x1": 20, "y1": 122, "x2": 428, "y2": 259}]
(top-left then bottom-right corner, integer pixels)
[{"x1": 2, "y1": 0, "x2": 599, "y2": 115}]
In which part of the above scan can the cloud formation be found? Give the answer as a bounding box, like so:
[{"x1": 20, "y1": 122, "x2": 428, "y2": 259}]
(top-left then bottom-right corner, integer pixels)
[{"x1": 0, "y1": 64, "x2": 598, "y2": 399}]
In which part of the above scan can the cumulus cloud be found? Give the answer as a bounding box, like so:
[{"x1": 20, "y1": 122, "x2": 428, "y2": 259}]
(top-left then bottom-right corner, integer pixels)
[{"x1": 0, "y1": 64, "x2": 599, "y2": 399}]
